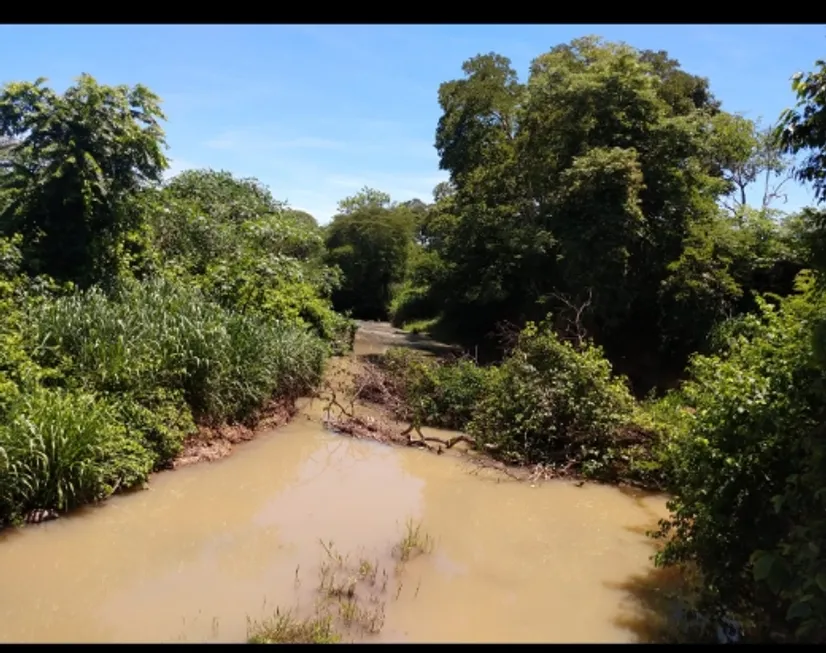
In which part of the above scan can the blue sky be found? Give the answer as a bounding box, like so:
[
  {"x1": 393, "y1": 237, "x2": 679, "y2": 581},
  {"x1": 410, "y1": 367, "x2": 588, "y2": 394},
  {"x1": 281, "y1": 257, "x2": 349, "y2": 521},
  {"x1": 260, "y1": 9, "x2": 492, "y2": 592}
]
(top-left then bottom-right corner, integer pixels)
[{"x1": 1, "y1": 24, "x2": 824, "y2": 223}]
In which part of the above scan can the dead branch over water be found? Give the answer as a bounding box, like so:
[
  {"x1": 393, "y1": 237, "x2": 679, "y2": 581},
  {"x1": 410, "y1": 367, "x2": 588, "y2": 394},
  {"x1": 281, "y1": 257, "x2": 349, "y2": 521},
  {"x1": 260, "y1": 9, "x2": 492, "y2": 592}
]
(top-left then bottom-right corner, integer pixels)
[{"x1": 315, "y1": 356, "x2": 573, "y2": 485}]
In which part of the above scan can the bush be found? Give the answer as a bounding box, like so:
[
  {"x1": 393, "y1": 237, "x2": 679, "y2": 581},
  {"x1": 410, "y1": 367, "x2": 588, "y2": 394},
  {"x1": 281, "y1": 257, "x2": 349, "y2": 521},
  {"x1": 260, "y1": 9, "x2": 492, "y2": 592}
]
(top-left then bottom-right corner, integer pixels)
[
  {"x1": 109, "y1": 388, "x2": 196, "y2": 469},
  {"x1": 654, "y1": 272, "x2": 826, "y2": 641},
  {"x1": 0, "y1": 387, "x2": 153, "y2": 523},
  {"x1": 467, "y1": 320, "x2": 636, "y2": 475},
  {"x1": 378, "y1": 348, "x2": 494, "y2": 431},
  {"x1": 389, "y1": 283, "x2": 438, "y2": 329}
]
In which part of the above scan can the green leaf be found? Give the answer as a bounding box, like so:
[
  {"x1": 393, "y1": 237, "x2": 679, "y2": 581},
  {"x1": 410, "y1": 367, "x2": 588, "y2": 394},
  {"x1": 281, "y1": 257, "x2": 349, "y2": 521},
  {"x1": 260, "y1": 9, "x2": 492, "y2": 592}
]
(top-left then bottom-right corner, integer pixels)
[
  {"x1": 752, "y1": 551, "x2": 775, "y2": 581},
  {"x1": 786, "y1": 600, "x2": 812, "y2": 621},
  {"x1": 816, "y1": 572, "x2": 826, "y2": 593}
]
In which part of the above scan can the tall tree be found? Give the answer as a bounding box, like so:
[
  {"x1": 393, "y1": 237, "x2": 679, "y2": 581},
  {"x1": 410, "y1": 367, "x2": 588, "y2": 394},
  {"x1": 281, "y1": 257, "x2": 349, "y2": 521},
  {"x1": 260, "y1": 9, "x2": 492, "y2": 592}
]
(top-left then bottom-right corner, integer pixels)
[
  {"x1": 325, "y1": 190, "x2": 413, "y2": 320},
  {"x1": 778, "y1": 58, "x2": 826, "y2": 357},
  {"x1": 0, "y1": 74, "x2": 168, "y2": 285},
  {"x1": 419, "y1": 36, "x2": 793, "y2": 391},
  {"x1": 335, "y1": 186, "x2": 391, "y2": 215}
]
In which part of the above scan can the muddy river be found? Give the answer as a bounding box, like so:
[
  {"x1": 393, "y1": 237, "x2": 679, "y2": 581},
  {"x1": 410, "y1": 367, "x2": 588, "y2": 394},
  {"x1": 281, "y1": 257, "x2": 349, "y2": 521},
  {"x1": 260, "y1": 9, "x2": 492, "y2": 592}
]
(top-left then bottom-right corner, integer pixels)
[{"x1": 0, "y1": 323, "x2": 672, "y2": 643}]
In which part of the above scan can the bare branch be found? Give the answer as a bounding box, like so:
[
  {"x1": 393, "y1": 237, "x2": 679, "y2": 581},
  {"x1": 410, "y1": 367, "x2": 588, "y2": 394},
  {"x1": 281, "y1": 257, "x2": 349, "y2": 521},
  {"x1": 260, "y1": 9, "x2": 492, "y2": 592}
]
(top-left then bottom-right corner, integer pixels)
[{"x1": 550, "y1": 288, "x2": 593, "y2": 348}]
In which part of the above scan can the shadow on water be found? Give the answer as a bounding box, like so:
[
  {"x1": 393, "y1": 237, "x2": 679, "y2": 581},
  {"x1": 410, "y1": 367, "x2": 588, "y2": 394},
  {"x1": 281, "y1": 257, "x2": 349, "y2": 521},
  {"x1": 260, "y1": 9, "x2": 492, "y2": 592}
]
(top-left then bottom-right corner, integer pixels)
[
  {"x1": 605, "y1": 485, "x2": 694, "y2": 643},
  {"x1": 608, "y1": 563, "x2": 692, "y2": 643}
]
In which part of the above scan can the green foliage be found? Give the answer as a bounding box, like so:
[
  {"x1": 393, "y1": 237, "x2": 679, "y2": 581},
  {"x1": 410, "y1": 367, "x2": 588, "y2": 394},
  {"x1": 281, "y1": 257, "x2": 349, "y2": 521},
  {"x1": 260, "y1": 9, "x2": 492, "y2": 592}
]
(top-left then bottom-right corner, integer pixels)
[
  {"x1": 376, "y1": 320, "x2": 660, "y2": 485},
  {"x1": 468, "y1": 320, "x2": 636, "y2": 476},
  {"x1": 0, "y1": 269, "x2": 330, "y2": 525},
  {"x1": 109, "y1": 388, "x2": 195, "y2": 469},
  {"x1": 26, "y1": 277, "x2": 327, "y2": 426},
  {"x1": 0, "y1": 74, "x2": 168, "y2": 286},
  {"x1": 645, "y1": 59, "x2": 826, "y2": 643},
  {"x1": 778, "y1": 59, "x2": 826, "y2": 204},
  {"x1": 325, "y1": 191, "x2": 416, "y2": 320},
  {"x1": 164, "y1": 168, "x2": 283, "y2": 221},
  {"x1": 335, "y1": 186, "x2": 392, "y2": 215},
  {"x1": 394, "y1": 37, "x2": 801, "y2": 394},
  {"x1": 654, "y1": 273, "x2": 826, "y2": 640},
  {"x1": 151, "y1": 169, "x2": 354, "y2": 353},
  {"x1": 0, "y1": 73, "x2": 354, "y2": 526},
  {"x1": 388, "y1": 282, "x2": 438, "y2": 329},
  {"x1": 378, "y1": 348, "x2": 494, "y2": 431},
  {"x1": 0, "y1": 387, "x2": 153, "y2": 522}
]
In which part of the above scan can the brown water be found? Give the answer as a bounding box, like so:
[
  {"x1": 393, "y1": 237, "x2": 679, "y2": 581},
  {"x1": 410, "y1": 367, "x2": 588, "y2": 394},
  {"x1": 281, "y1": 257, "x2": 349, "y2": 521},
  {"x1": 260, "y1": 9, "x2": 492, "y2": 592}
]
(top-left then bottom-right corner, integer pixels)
[{"x1": 0, "y1": 324, "x2": 672, "y2": 643}]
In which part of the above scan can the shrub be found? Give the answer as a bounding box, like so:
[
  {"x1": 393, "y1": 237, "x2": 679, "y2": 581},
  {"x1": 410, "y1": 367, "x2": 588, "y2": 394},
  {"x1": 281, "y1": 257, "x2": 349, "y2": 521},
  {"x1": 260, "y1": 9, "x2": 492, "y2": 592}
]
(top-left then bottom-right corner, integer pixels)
[
  {"x1": 654, "y1": 272, "x2": 826, "y2": 641},
  {"x1": 377, "y1": 348, "x2": 494, "y2": 431},
  {"x1": 110, "y1": 388, "x2": 196, "y2": 470},
  {"x1": 389, "y1": 283, "x2": 437, "y2": 329},
  {"x1": 467, "y1": 319, "x2": 636, "y2": 475},
  {"x1": 0, "y1": 387, "x2": 153, "y2": 523}
]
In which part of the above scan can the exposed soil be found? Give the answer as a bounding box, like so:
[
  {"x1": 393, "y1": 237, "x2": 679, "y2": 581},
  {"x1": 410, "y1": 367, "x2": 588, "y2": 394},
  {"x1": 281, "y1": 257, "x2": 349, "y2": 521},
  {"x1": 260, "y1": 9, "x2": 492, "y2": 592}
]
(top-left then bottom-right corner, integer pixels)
[{"x1": 173, "y1": 398, "x2": 298, "y2": 468}]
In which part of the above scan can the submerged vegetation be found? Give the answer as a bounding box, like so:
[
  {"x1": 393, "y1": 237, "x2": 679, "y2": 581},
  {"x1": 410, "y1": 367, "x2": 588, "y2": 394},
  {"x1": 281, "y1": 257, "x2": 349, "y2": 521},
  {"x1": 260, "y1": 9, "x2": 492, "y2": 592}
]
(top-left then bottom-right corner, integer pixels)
[
  {"x1": 0, "y1": 33, "x2": 825, "y2": 643},
  {"x1": 247, "y1": 522, "x2": 433, "y2": 643}
]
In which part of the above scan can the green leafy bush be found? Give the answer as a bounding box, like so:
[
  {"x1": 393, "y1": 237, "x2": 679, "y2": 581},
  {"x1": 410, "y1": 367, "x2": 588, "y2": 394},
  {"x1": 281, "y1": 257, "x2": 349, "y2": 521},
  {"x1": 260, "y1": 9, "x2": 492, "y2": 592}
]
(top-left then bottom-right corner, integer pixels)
[
  {"x1": 655, "y1": 272, "x2": 826, "y2": 641},
  {"x1": 109, "y1": 388, "x2": 196, "y2": 469},
  {"x1": 467, "y1": 320, "x2": 636, "y2": 475},
  {"x1": 0, "y1": 387, "x2": 153, "y2": 523},
  {"x1": 389, "y1": 282, "x2": 438, "y2": 329},
  {"x1": 0, "y1": 236, "x2": 55, "y2": 420},
  {"x1": 378, "y1": 348, "x2": 494, "y2": 431}
]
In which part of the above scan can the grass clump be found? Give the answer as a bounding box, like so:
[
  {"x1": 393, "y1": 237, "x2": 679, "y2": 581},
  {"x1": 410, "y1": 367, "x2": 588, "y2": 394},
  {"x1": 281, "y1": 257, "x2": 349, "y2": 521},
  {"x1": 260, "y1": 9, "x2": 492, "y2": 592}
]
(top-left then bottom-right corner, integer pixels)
[
  {"x1": 0, "y1": 270, "x2": 329, "y2": 526},
  {"x1": 0, "y1": 387, "x2": 153, "y2": 519},
  {"x1": 28, "y1": 277, "x2": 327, "y2": 426},
  {"x1": 248, "y1": 611, "x2": 341, "y2": 644},
  {"x1": 392, "y1": 519, "x2": 434, "y2": 563},
  {"x1": 248, "y1": 521, "x2": 433, "y2": 644}
]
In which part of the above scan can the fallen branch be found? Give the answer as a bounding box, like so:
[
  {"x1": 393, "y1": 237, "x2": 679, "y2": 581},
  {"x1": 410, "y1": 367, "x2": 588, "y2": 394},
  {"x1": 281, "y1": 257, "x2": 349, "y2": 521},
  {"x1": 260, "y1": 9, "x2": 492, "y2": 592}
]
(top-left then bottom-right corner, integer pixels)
[{"x1": 399, "y1": 423, "x2": 475, "y2": 451}]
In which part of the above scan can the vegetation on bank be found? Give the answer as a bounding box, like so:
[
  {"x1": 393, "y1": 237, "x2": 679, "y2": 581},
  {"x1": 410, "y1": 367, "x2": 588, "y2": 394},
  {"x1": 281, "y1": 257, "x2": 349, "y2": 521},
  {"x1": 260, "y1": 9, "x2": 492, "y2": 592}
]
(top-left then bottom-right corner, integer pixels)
[
  {"x1": 0, "y1": 75, "x2": 353, "y2": 526},
  {"x1": 322, "y1": 44, "x2": 826, "y2": 643},
  {"x1": 1, "y1": 34, "x2": 826, "y2": 644}
]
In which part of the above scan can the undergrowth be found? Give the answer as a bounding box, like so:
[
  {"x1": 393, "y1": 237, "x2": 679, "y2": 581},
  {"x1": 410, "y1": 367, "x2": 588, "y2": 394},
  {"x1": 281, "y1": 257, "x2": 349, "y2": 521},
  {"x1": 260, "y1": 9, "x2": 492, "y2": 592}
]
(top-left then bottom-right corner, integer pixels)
[
  {"x1": 0, "y1": 265, "x2": 329, "y2": 526},
  {"x1": 360, "y1": 318, "x2": 669, "y2": 489}
]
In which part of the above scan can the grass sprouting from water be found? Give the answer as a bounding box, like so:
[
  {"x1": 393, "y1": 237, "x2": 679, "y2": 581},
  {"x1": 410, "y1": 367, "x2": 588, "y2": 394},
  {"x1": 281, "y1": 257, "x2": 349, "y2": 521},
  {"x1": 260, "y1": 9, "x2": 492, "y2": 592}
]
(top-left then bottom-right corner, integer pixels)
[
  {"x1": 392, "y1": 518, "x2": 434, "y2": 562},
  {"x1": 247, "y1": 521, "x2": 433, "y2": 644},
  {"x1": 247, "y1": 610, "x2": 341, "y2": 644}
]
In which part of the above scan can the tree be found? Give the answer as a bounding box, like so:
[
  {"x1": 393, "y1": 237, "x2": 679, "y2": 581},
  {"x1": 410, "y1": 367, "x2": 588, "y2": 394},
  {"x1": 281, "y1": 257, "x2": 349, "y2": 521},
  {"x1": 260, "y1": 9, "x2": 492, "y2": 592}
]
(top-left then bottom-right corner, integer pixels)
[
  {"x1": 652, "y1": 59, "x2": 826, "y2": 644},
  {"x1": 435, "y1": 52, "x2": 522, "y2": 185},
  {"x1": 779, "y1": 59, "x2": 826, "y2": 285},
  {"x1": 779, "y1": 60, "x2": 826, "y2": 205},
  {"x1": 335, "y1": 186, "x2": 391, "y2": 215},
  {"x1": 712, "y1": 114, "x2": 794, "y2": 216},
  {"x1": 0, "y1": 74, "x2": 168, "y2": 285},
  {"x1": 407, "y1": 36, "x2": 805, "y2": 392},
  {"x1": 325, "y1": 192, "x2": 413, "y2": 320},
  {"x1": 284, "y1": 209, "x2": 318, "y2": 229}
]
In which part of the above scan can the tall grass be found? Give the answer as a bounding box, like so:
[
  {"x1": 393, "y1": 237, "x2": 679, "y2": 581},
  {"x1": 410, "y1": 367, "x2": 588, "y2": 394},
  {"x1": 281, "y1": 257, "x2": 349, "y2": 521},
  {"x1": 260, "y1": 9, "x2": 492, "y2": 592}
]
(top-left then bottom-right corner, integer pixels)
[
  {"x1": 0, "y1": 387, "x2": 152, "y2": 519},
  {"x1": 0, "y1": 276, "x2": 329, "y2": 525},
  {"x1": 26, "y1": 277, "x2": 327, "y2": 423}
]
